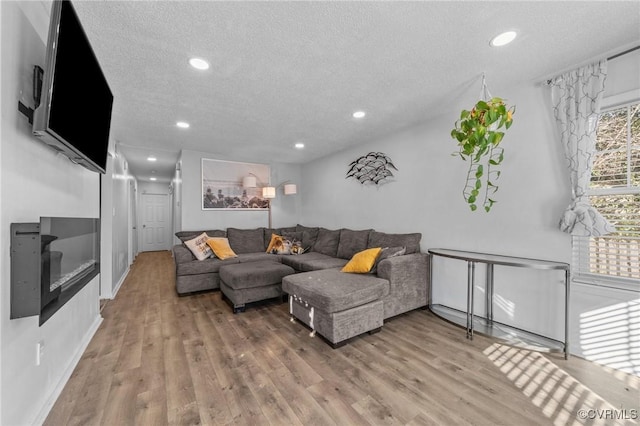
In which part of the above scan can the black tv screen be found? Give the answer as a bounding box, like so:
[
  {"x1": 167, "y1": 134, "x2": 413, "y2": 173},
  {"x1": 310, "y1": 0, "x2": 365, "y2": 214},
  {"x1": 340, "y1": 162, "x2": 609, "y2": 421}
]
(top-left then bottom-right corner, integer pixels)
[{"x1": 33, "y1": 0, "x2": 113, "y2": 174}]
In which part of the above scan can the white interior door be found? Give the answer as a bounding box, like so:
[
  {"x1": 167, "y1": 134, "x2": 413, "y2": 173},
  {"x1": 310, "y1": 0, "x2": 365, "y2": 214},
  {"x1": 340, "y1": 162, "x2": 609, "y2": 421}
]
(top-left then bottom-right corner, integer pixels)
[{"x1": 141, "y1": 193, "x2": 169, "y2": 252}]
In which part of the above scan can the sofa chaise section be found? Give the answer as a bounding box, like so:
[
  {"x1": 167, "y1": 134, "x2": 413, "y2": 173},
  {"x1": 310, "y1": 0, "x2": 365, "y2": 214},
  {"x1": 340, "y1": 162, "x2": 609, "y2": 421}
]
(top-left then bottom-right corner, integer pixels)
[{"x1": 283, "y1": 269, "x2": 389, "y2": 346}]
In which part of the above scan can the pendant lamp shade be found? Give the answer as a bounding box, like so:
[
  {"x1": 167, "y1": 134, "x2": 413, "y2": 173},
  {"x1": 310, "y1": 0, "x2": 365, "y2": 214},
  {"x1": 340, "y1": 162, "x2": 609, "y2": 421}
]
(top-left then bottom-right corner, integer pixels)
[
  {"x1": 262, "y1": 186, "x2": 276, "y2": 199},
  {"x1": 284, "y1": 184, "x2": 297, "y2": 195},
  {"x1": 242, "y1": 175, "x2": 257, "y2": 188}
]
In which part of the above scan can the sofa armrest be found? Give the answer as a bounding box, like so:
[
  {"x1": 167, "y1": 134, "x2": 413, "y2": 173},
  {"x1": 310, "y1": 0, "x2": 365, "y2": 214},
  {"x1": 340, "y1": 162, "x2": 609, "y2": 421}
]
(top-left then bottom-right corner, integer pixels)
[
  {"x1": 376, "y1": 252, "x2": 429, "y2": 318},
  {"x1": 172, "y1": 244, "x2": 195, "y2": 264}
]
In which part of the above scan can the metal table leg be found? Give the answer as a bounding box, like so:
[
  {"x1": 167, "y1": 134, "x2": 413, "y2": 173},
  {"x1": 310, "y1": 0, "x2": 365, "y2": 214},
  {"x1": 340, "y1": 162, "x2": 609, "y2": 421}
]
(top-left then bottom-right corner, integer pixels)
[
  {"x1": 565, "y1": 269, "x2": 570, "y2": 360},
  {"x1": 429, "y1": 254, "x2": 433, "y2": 310},
  {"x1": 466, "y1": 261, "x2": 475, "y2": 340},
  {"x1": 466, "y1": 261, "x2": 472, "y2": 339},
  {"x1": 486, "y1": 263, "x2": 494, "y2": 325}
]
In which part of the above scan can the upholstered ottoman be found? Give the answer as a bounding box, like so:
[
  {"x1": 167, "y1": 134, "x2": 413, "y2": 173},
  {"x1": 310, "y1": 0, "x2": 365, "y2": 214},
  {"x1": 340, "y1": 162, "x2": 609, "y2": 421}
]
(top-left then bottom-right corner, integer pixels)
[
  {"x1": 282, "y1": 269, "x2": 389, "y2": 347},
  {"x1": 219, "y1": 261, "x2": 295, "y2": 313}
]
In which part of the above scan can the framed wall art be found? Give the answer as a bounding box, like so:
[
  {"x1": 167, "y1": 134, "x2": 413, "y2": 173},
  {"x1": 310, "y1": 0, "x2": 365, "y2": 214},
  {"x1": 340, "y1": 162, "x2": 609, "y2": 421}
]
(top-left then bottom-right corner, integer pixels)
[{"x1": 201, "y1": 158, "x2": 270, "y2": 210}]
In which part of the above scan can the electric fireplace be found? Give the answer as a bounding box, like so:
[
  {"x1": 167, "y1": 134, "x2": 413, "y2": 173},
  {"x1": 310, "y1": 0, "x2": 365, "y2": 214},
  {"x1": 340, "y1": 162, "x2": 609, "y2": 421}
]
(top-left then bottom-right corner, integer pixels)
[{"x1": 10, "y1": 217, "x2": 100, "y2": 325}]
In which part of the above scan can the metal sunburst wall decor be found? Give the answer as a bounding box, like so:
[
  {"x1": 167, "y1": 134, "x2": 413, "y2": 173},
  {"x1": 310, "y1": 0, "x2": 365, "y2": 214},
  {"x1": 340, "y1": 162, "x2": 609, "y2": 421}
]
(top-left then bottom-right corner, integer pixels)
[{"x1": 346, "y1": 152, "x2": 398, "y2": 185}]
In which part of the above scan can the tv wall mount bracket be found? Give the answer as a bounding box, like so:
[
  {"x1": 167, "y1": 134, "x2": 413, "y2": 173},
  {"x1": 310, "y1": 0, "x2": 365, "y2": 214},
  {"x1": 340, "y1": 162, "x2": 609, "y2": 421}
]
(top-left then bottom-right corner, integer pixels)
[{"x1": 17, "y1": 65, "x2": 44, "y2": 124}]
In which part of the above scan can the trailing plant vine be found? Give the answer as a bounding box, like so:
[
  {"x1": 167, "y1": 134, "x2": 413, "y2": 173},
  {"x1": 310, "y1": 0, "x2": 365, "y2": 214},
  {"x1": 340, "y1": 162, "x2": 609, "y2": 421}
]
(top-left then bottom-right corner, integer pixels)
[{"x1": 451, "y1": 97, "x2": 515, "y2": 212}]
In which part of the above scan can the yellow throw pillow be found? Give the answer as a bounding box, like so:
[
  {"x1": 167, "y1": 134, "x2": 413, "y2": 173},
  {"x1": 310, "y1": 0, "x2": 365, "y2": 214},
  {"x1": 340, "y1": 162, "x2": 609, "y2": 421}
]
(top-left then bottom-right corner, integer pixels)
[
  {"x1": 207, "y1": 237, "x2": 238, "y2": 260},
  {"x1": 266, "y1": 234, "x2": 283, "y2": 253},
  {"x1": 341, "y1": 247, "x2": 382, "y2": 273}
]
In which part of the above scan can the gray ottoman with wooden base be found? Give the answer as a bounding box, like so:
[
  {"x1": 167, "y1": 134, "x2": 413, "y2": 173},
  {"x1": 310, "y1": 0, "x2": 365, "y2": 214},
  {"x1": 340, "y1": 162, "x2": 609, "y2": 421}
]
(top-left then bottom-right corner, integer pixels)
[
  {"x1": 219, "y1": 260, "x2": 295, "y2": 313},
  {"x1": 282, "y1": 269, "x2": 389, "y2": 347}
]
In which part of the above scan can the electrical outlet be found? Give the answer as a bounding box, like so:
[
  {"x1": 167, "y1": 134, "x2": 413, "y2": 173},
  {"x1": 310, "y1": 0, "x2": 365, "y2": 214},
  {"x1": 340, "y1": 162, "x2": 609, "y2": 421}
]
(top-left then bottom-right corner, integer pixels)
[{"x1": 36, "y1": 340, "x2": 44, "y2": 366}]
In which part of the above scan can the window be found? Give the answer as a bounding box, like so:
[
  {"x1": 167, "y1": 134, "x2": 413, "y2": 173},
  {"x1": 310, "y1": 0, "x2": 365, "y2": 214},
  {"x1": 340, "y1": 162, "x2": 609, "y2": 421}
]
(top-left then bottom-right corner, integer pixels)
[{"x1": 573, "y1": 102, "x2": 640, "y2": 287}]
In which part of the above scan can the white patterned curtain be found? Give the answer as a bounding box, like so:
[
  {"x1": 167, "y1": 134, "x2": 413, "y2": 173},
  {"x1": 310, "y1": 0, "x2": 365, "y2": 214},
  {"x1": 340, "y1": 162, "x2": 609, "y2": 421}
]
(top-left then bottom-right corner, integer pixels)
[{"x1": 550, "y1": 60, "x2": 615, "y2": 236}]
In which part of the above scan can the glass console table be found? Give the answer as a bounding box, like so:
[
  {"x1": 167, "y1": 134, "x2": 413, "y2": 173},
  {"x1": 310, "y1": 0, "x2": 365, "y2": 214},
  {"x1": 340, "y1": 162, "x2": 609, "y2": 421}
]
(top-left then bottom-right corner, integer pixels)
[{"x1": 428, "y1": 248, "x2": 571, "y2": 359}]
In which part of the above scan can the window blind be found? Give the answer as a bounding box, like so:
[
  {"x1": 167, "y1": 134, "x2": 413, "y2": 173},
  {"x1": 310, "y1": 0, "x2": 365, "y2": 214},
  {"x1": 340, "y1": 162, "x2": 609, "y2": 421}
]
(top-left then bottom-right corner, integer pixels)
[
  {"x1": 573, "y1": 102, "x2": 640, "y2": 285},
  {"x1": 573, "y1": 194, "x2": 640, "y2": 280}
]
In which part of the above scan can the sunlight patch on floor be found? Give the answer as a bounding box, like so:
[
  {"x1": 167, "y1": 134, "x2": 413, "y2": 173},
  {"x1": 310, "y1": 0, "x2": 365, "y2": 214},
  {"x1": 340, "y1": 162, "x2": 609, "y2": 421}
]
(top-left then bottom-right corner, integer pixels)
[{"x1": 484, "y1": 343, "x2": 633, "y2": 426}]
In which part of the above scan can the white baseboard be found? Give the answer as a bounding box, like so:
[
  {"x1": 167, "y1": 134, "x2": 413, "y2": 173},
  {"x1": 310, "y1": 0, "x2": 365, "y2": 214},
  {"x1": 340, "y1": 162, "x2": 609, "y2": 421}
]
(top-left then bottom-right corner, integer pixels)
[
  {"x1": 32, "y1": 314, "x2": 103, "y2": 426},
  {"x1": 111, "y1": 265, "x2": 130, "y2": 299}
]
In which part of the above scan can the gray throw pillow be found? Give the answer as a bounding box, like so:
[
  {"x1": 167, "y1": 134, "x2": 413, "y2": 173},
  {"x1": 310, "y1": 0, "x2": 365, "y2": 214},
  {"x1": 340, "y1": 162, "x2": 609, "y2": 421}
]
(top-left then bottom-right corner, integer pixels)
[
  {"x1": 370, "y1": 246, "x2": 406, "y2": 274},
  {"x1": 282, "y1": 232, "x2": 305, "y2": 255}
]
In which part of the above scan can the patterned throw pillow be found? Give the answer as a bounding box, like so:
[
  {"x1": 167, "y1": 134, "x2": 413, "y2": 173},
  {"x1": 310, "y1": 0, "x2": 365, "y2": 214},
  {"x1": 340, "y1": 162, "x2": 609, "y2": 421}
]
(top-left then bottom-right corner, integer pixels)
[
  {"x1": 266, "y1": 234, "x2": 305, "y2": 255},
  {"x1": 289, "y1": 239, "x2": 305, "y2": 255},
  {"x1": 283, "y1": 232, "x2": 305, "y2": 255},
  {"x1": 341, "y1": 247, "x2": 382, "y2": 273},
  {"x1": 206, "y1": 237, "x2": 237, "y2": 260},
  {"x1": 183, "y1": 232, "x2": 213, "y2": 261}
]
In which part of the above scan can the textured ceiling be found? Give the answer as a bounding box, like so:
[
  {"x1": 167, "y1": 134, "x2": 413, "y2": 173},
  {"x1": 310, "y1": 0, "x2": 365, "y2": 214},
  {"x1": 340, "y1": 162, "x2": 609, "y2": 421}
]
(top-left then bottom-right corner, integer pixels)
[{"x1": 71, "y1": 1, "x2": 640, "y2": 183}]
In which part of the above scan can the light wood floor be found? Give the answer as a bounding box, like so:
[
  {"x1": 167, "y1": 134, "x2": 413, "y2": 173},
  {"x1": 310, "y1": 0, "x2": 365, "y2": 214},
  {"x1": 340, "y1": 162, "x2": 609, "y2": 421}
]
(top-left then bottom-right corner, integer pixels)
[{"x1": 45, "y1": 251, "x2": 639, "y2": 426}]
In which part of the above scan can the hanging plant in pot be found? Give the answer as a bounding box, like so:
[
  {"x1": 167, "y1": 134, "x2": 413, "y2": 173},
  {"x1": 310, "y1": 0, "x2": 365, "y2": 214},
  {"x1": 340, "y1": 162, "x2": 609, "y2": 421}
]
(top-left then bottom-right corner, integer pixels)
[{"x1": 451, "y1": 96, "x2": 515, "y2": 212}]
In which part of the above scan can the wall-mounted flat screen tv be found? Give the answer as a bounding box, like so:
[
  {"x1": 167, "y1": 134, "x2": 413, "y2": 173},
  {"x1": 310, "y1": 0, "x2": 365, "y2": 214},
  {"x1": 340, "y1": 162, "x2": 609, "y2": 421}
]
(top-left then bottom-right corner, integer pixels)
[{"x1": 33, "y1": 0, "x2": 113, "y2": 174}]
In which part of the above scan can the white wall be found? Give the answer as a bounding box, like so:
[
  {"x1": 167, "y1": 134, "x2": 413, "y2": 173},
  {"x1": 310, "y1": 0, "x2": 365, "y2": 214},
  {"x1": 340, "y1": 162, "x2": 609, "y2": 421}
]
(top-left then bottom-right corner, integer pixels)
[
  {"x1": 100, "y1": 145, "x2": 135, "y2": 299},
  {"x1": 268, "y1": 162, "x2": 303, "y2": 228},
  {"x1": 129, "y1": 178, "x2": 139, "y2": 261},
  {"x1": 606, "y1": 49, "x2": 640, "y2": 98},
  {"x1": 0, "y1": 3, "x2": 4, "y2": 422},
  {"x1": 112, "y1": 149, "x2": 133, "y2": 290},
  {"x1": 100, "y1": 152, "x2": 114, "y2": 299},
  {"x1": 178, "y1": 149, "x2": 302, "y2": 232},
  {"x1": 302, "y1": 82, "x2": 570, "y2": 258},
  {"x1": 1, "y1": 2, "x2": 103, "y2": 424},
  {"x1": 300, "y1": 82, "x2": 571, "y2": 337},
  {"x1": 299, "y1": 54, "x2": 639, "y2": 372},
  {"x1": 172, "y1": 158, "x2": 182, "y2": 244}
]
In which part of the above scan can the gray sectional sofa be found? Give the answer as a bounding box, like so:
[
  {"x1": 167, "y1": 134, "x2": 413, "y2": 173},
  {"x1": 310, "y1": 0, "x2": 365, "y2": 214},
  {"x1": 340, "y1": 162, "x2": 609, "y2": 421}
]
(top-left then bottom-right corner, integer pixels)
[{"x1": 172, "y1": 225, "x2": 429, "y2": 346}]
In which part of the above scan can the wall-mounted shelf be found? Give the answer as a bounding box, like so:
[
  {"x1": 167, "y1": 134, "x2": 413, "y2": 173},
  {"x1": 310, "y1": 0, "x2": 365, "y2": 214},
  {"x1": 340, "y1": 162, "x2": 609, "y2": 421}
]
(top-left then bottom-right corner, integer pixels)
[{"x1": 428, "y1": 248, "x2": 570, "y2": 359}]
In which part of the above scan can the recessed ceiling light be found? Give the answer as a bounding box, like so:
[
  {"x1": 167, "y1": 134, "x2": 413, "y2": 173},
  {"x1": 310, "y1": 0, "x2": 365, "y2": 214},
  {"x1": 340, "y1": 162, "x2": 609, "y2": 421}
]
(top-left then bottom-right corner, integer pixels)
[
  {"x1": 353, "y1": 111, "x2": 366, "y2": 119},
  {"x1": 189, "y1": 57, "x2": 209, "y2": 70},
  {"x1": 147, "y1": 156, "x2": 157, "y2": 162},
  {"x1": 176, "y1": 121, "x2": 190, "y2": 129},
  {"x1": 490, "y1": 31, "x2": 517, "y2": 47},
  {"x1": 150, "y1": 177, "x2": 157, "y2": 181},
  {"x1": 294, "y1": 143, "x2": 305, "y2": 149}
]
